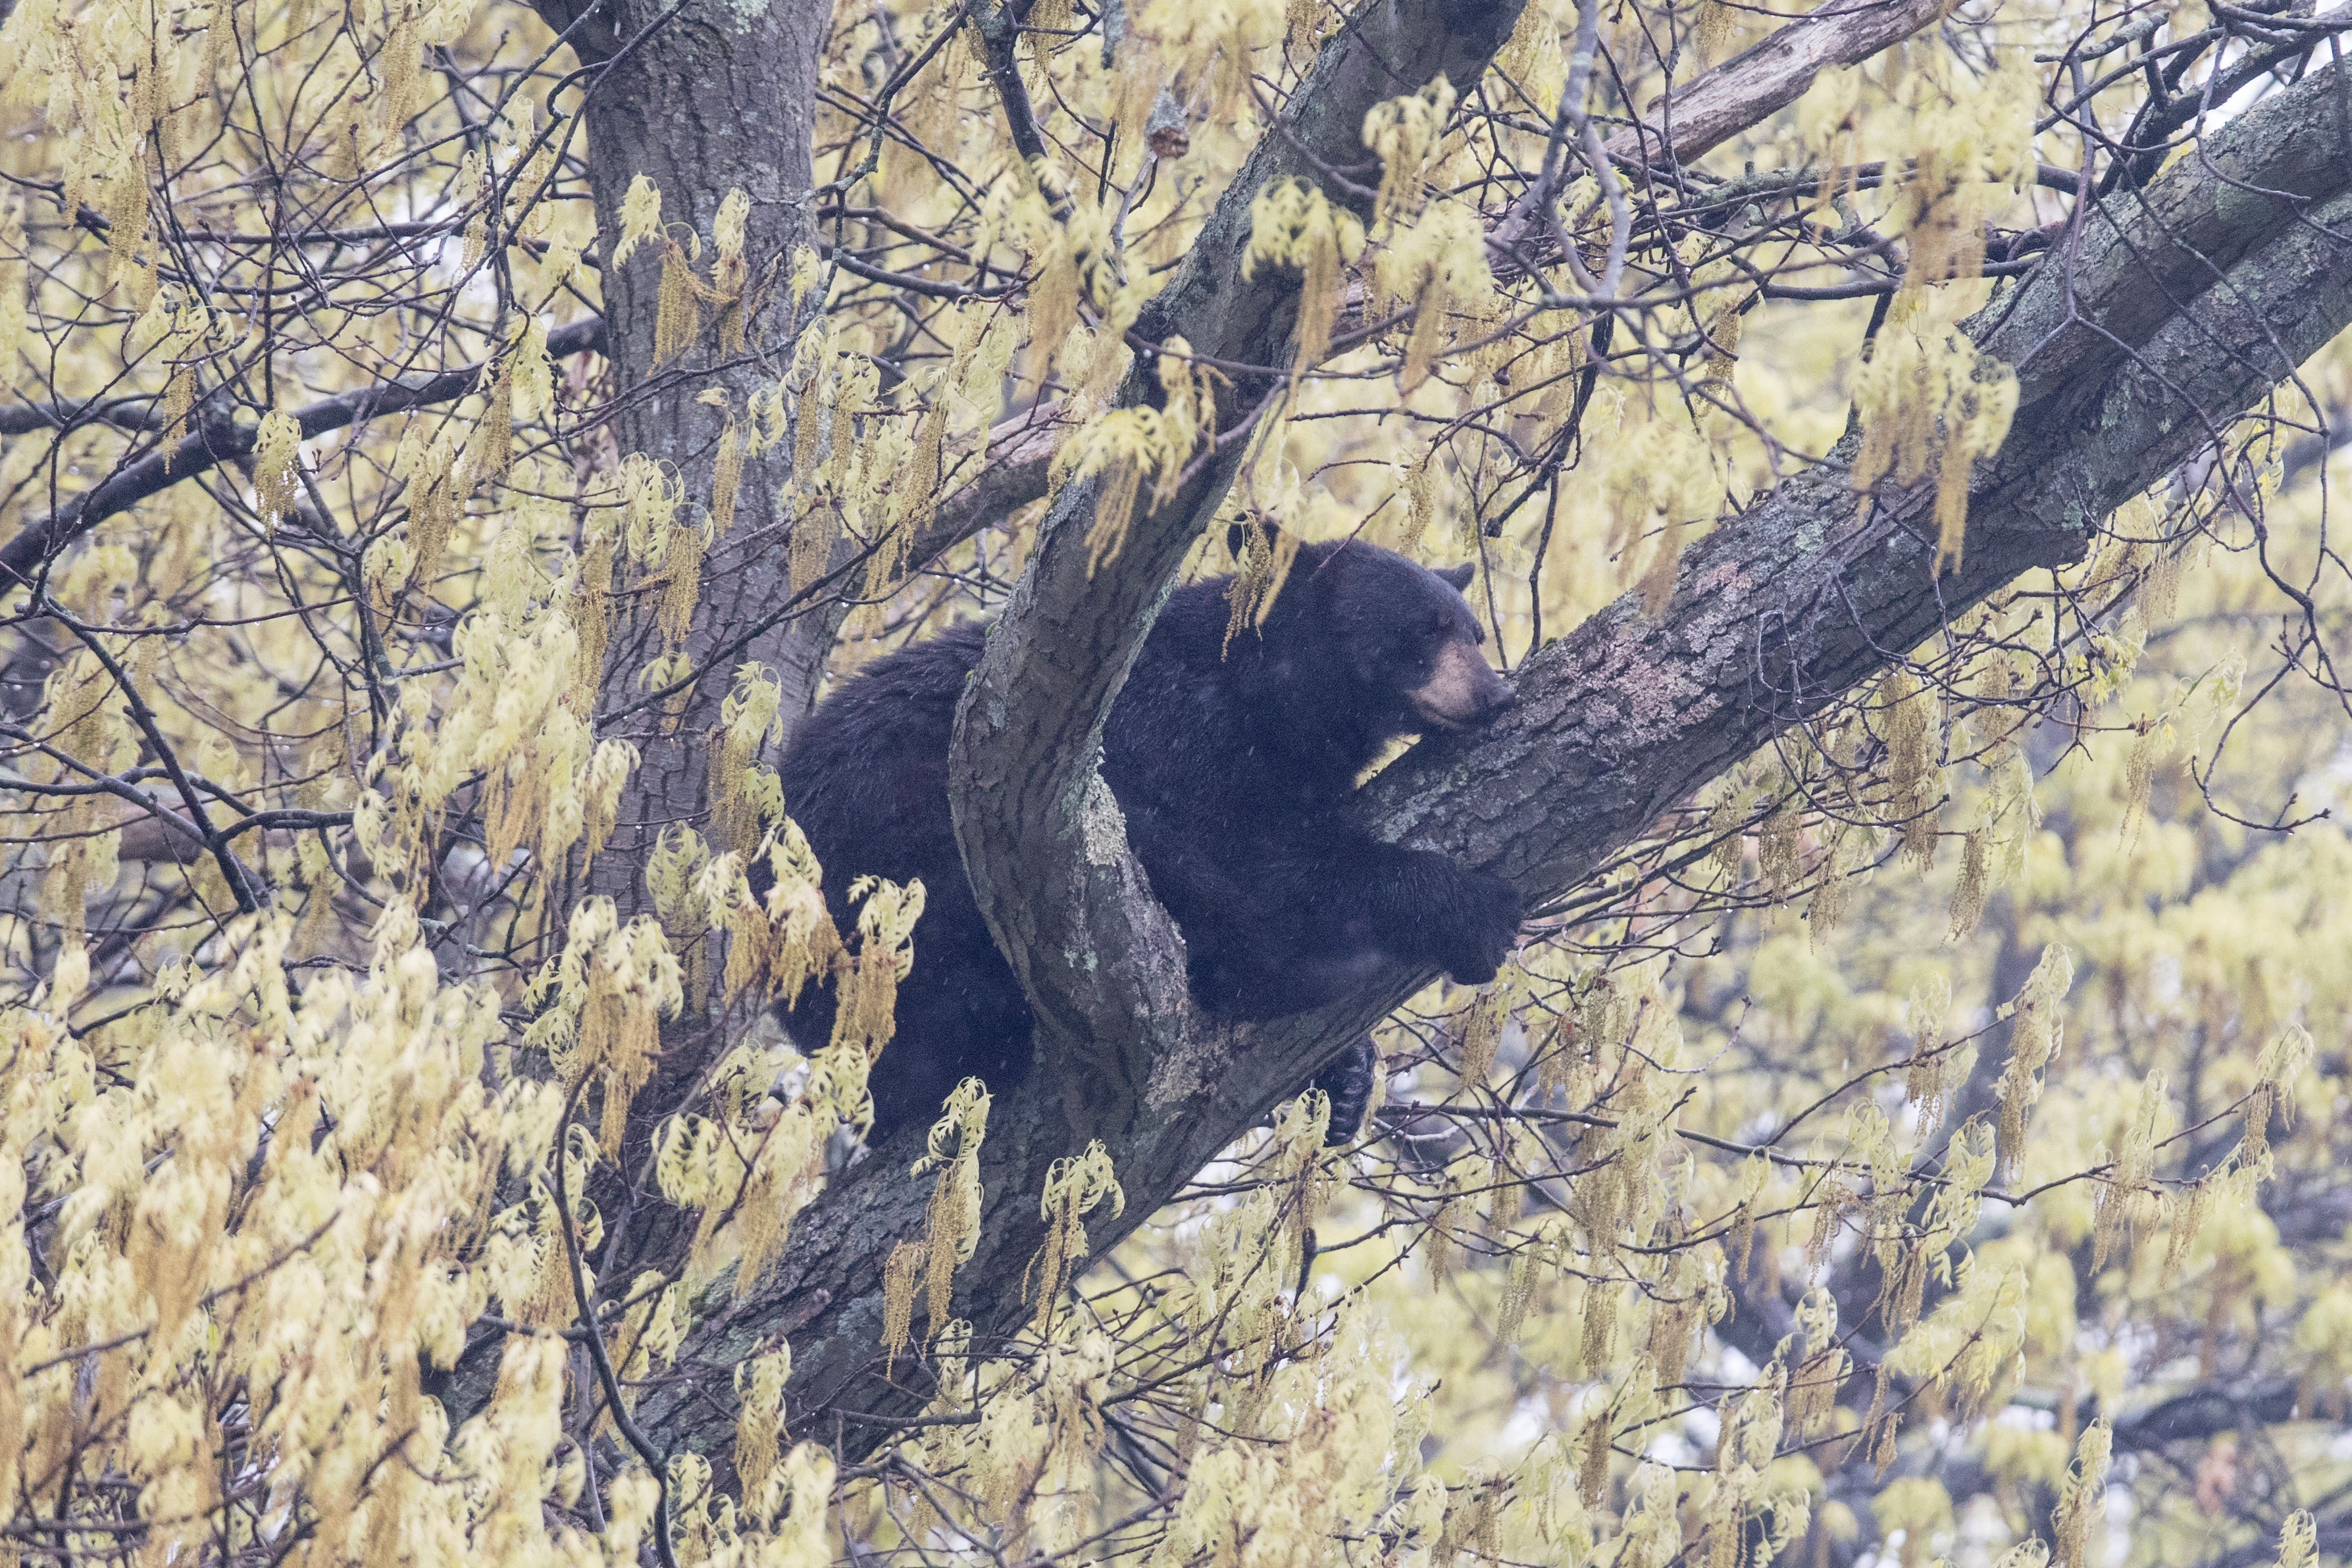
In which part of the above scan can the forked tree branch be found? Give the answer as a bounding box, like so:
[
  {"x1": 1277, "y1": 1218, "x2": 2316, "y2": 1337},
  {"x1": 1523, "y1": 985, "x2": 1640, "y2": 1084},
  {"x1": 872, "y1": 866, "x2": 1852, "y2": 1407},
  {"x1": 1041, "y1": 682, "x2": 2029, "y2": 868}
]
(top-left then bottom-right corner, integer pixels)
[
  {"x1": 945, "y1": 0, "x2": 1536, "y2": 1138},
  {"x1": 632, "y1": 52, "x2": 2352, "y2": 1475}
]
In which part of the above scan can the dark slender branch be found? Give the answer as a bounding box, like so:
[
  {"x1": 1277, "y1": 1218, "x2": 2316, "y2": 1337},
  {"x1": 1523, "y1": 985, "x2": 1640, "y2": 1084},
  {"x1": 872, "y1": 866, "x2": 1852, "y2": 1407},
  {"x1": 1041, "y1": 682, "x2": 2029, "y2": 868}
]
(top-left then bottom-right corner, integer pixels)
[
  {"x1": 555, "y1": 1121, "x2": 682, "y2": 1568},
  {"x1": 0, "y1": 395, "x2": 170, "y2": 437},
  {"x1": 0, "y1": 316, "x2": 606, "y2": 587},
  {"x1": 974, "y1": 1, "x2": 1052, "y2": 171}
]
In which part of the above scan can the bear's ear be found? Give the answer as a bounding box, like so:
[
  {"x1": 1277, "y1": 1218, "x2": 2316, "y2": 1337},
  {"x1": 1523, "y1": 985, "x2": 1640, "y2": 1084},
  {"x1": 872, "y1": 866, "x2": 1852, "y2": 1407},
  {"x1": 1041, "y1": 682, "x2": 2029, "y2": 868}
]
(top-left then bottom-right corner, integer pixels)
[
  {"x1": 1436, "y1": 563, "x2": 1475, "y2": 592},
  {"x1": 1227, "y1": 519, "x2": 1280, "y2": 562}
]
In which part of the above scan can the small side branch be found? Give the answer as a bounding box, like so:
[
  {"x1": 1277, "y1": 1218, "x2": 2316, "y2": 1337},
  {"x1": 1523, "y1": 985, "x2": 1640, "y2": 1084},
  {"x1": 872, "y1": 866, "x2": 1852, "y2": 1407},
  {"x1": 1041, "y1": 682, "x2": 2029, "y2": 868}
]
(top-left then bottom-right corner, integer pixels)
[{"x1": 0, "y1": 316, "x2": 607, "y2": 587}]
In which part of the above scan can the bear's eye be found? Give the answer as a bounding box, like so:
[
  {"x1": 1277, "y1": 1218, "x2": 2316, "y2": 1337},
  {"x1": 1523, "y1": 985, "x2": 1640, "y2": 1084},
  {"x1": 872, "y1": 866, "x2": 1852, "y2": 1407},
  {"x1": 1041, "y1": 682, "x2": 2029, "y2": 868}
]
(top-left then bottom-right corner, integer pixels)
[{"x1": 1389, "y1": 636, "x2": 1435, "y2": 674}]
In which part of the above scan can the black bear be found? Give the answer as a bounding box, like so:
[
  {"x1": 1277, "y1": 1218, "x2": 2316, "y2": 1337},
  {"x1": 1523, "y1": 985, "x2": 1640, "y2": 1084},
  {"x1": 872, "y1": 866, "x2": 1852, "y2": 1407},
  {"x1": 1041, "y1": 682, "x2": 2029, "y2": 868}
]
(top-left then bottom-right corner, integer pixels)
[{"x1": 770, "y1": 534, "x2": 1521, "y2": 1140}]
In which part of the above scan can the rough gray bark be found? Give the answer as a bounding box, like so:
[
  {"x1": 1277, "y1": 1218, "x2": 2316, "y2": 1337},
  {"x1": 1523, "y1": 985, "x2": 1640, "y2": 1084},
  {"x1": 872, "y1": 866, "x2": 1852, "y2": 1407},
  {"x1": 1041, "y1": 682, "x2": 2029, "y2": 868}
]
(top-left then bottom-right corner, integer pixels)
[
  {"x1": 503, "y1": 0, "x2": 840, "y2": 1423},
  {"x1": 517, "y1": 0, "x2": 844, "y2": 1315},
  {"x1": 623, "y1": 36, "x2": 2352, "y2": 1480},
  {"x1": 528, "y1": 0, "x2": 827, "y2": 921}
]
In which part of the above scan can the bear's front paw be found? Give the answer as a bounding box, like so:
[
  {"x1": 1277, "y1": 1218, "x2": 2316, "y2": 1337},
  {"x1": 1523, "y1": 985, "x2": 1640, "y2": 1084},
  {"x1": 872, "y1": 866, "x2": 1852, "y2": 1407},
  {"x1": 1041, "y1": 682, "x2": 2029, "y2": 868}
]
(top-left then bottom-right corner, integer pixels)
[
  {"x1": 1308, "y1": 1034, "x2": 1379, "y2": 1146},
  {"x1": 1437, "y1": 871, "x2": 1521, "y2": 986}
]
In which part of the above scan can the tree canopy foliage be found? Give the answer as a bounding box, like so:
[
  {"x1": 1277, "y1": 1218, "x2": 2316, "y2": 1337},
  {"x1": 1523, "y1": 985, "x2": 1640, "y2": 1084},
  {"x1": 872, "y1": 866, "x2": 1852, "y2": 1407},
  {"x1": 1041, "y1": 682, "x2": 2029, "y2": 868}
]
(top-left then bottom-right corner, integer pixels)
[{"x1": 1, "y1": 0, "x2": 2350, "y2": 1562}]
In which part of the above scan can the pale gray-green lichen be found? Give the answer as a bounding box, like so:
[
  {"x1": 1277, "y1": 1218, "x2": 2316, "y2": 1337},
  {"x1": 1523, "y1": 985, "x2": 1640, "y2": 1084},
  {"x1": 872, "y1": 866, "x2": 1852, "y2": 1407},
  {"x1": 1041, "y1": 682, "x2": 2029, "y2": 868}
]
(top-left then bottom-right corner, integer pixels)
[
  {"x1": 1078, "y1": 769, "x2": 1128, "y2": 868},
  {"x1": 710, "y1": 0, "x2": 775, "y2": 31}
]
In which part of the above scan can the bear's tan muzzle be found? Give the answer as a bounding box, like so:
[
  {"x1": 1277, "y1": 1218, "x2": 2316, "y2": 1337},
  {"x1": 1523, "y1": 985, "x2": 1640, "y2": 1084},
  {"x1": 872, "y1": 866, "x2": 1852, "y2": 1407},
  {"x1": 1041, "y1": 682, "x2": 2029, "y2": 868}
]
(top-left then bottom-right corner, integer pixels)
[{"x1": 1407, "y1": 640, "x2": 1514, "y2": 731}]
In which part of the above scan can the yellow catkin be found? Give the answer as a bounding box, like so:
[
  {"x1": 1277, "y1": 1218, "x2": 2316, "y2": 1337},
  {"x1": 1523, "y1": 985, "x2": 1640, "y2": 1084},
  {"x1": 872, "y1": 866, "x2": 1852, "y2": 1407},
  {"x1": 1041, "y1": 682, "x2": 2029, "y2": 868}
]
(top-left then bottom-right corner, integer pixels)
[
  {"x1": 594, "y1": 980, "x2": 669, "y2": 1157},
  {"x1": 1244, "y1": 178, "x2": 1367, "y2": 380},
  {"x1": 378, "y1": 5, "x2": 421, "y2": 132},
  {"x1": 790, "y1": 375, "x2": 823, "y2": 479},
  {"x1": 901, "y1": 402, "x2": 948, "y2": 540},
  {"x1": 103, "y1": 163, "x2": 150, "y2": 292},
  {"x1": 1223, "y1": 523, "x2": 1302, "y2": 655},
  {"x1": 733, "y1": 1346, "x2": 792, "y2": 1502},
  {"x1": 1578, "y1": 1407, "x2": 1612, "y2": 1504},
  {"x1": 1904, "y1": 973, "x2": 1953, "y2": 1123},
  {"x1": 1879, "y1": 667, "x2": 1941, "y2": 867},
  {"x1": 1579, "y1": 1280, "x2": 1618, "y2": 1375},
  {"x1": 160, "y1": 367, "x2": 195, "y2": 451},
  {"x1": 1362, "y1": 77, "x2": 1456, "y2": 234},
  {"x1": 710, "y1": 417, "x2": 744, "y2": 534},
  {"x1": 570, "y1": 532, "x2": 615, "y2": 710},
  {"x1": 658, "y1": 522, "x2": 705, "y2": 644},
  {"x1": 1703, "y1": 301, "x2": 1742, "y2": 387},
  {"x1": 1993, "y1": 945, "x2": 2074, "y2": 1175},
  {"x1": 1757, "y1": 795, "x2": 1801, "y2": 904},
  {"x1": 1808, "y1": 830, "x2": 1851, "y2": 941},
  {"x1": 2051, "y1": 1422, "x2": 2112, "y2": 1568},
  {"x1": 1947, "y1": 827, "x2": 1990, "y2": 939},
  {"x1": 918, "y1": 1080, "x2": 991, "y2": 1331},
  {"x1": 2143, "y1": 545, "x2": 2183, "y2": 620},
  {"x1": 1081, "y1": 459, "x2": 1148, "y2": 575},
  {"x1": 880, "y1": 1241, "x2": 926, "y2": 1370},
  {"x1": 1456, "y1": 967, "x2": 1520, "y2": 1088},
  {"x1": 473, "y1": 364, "x2": 515, "y2": 486},
  {"x1": 403, "y1": 470, "x2": 455, "y2": 591},
  {"x1": 712, "y1": 189, "x2": 752, "y2": 354},
  {"x1": 1693, "y1": 0, "x2": 1738, "y2": 63},
  {"x1": 206, "y1": 0, "x2": 237, "y2": 82},
  {"x1": 655, "y1": 240, "x2": 702, "y2": 367},
  {"x1": 249, "y1": 411, "x2": 302, "y2": 525},
  {"x1": 0, "y1": 202, "x2": 27, "y2": 397},
  {"x1": 613, "y1": 174, "x2": 665, "y2": 266},
  {"x1": 1025, "y1": 1142, "x2": 1123, "y2": 1337},
  {"x1": 1849, "y1": 293, "x2": 2018, "y2": 576}
]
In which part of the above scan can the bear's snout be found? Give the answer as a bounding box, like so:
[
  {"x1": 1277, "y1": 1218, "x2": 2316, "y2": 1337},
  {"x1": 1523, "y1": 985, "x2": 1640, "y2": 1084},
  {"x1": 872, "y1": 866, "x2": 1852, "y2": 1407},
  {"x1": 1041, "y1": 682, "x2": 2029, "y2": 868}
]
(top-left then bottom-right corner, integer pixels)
[{"x1": 1408, "y1": 640, "x2": 1513, "y2": 731}]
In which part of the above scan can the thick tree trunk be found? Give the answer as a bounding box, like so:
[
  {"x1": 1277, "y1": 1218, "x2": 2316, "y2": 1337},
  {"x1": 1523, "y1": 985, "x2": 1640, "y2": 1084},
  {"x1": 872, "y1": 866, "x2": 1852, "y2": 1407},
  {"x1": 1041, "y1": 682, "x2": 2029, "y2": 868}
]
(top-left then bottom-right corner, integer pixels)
[
  {"x1": 495, "y1": 0, "x2": 838, "y2": 1373},
  {"x1": 533, "y1": 0, "x2": 828, "y2": 916}
]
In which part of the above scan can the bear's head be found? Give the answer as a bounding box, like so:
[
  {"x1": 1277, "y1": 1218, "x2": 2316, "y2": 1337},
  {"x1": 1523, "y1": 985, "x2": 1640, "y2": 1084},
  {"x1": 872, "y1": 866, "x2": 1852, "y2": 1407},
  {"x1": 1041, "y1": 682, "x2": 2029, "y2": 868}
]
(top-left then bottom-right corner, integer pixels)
[{"x1": 1232, "y1": 528, "x2": 1513, "y2": 751}]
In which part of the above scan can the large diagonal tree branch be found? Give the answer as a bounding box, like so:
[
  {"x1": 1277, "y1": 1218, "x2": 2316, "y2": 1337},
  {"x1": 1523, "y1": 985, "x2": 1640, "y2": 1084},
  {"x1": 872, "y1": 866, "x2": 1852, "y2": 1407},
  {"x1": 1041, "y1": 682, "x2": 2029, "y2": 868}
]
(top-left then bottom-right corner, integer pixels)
[
  {"x1": 630, "y1": 53, "x2": 2352, "y2": 1475},
  {"x1": 1364, "y1": 55, "x2": 2352, "y2": 888}
]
